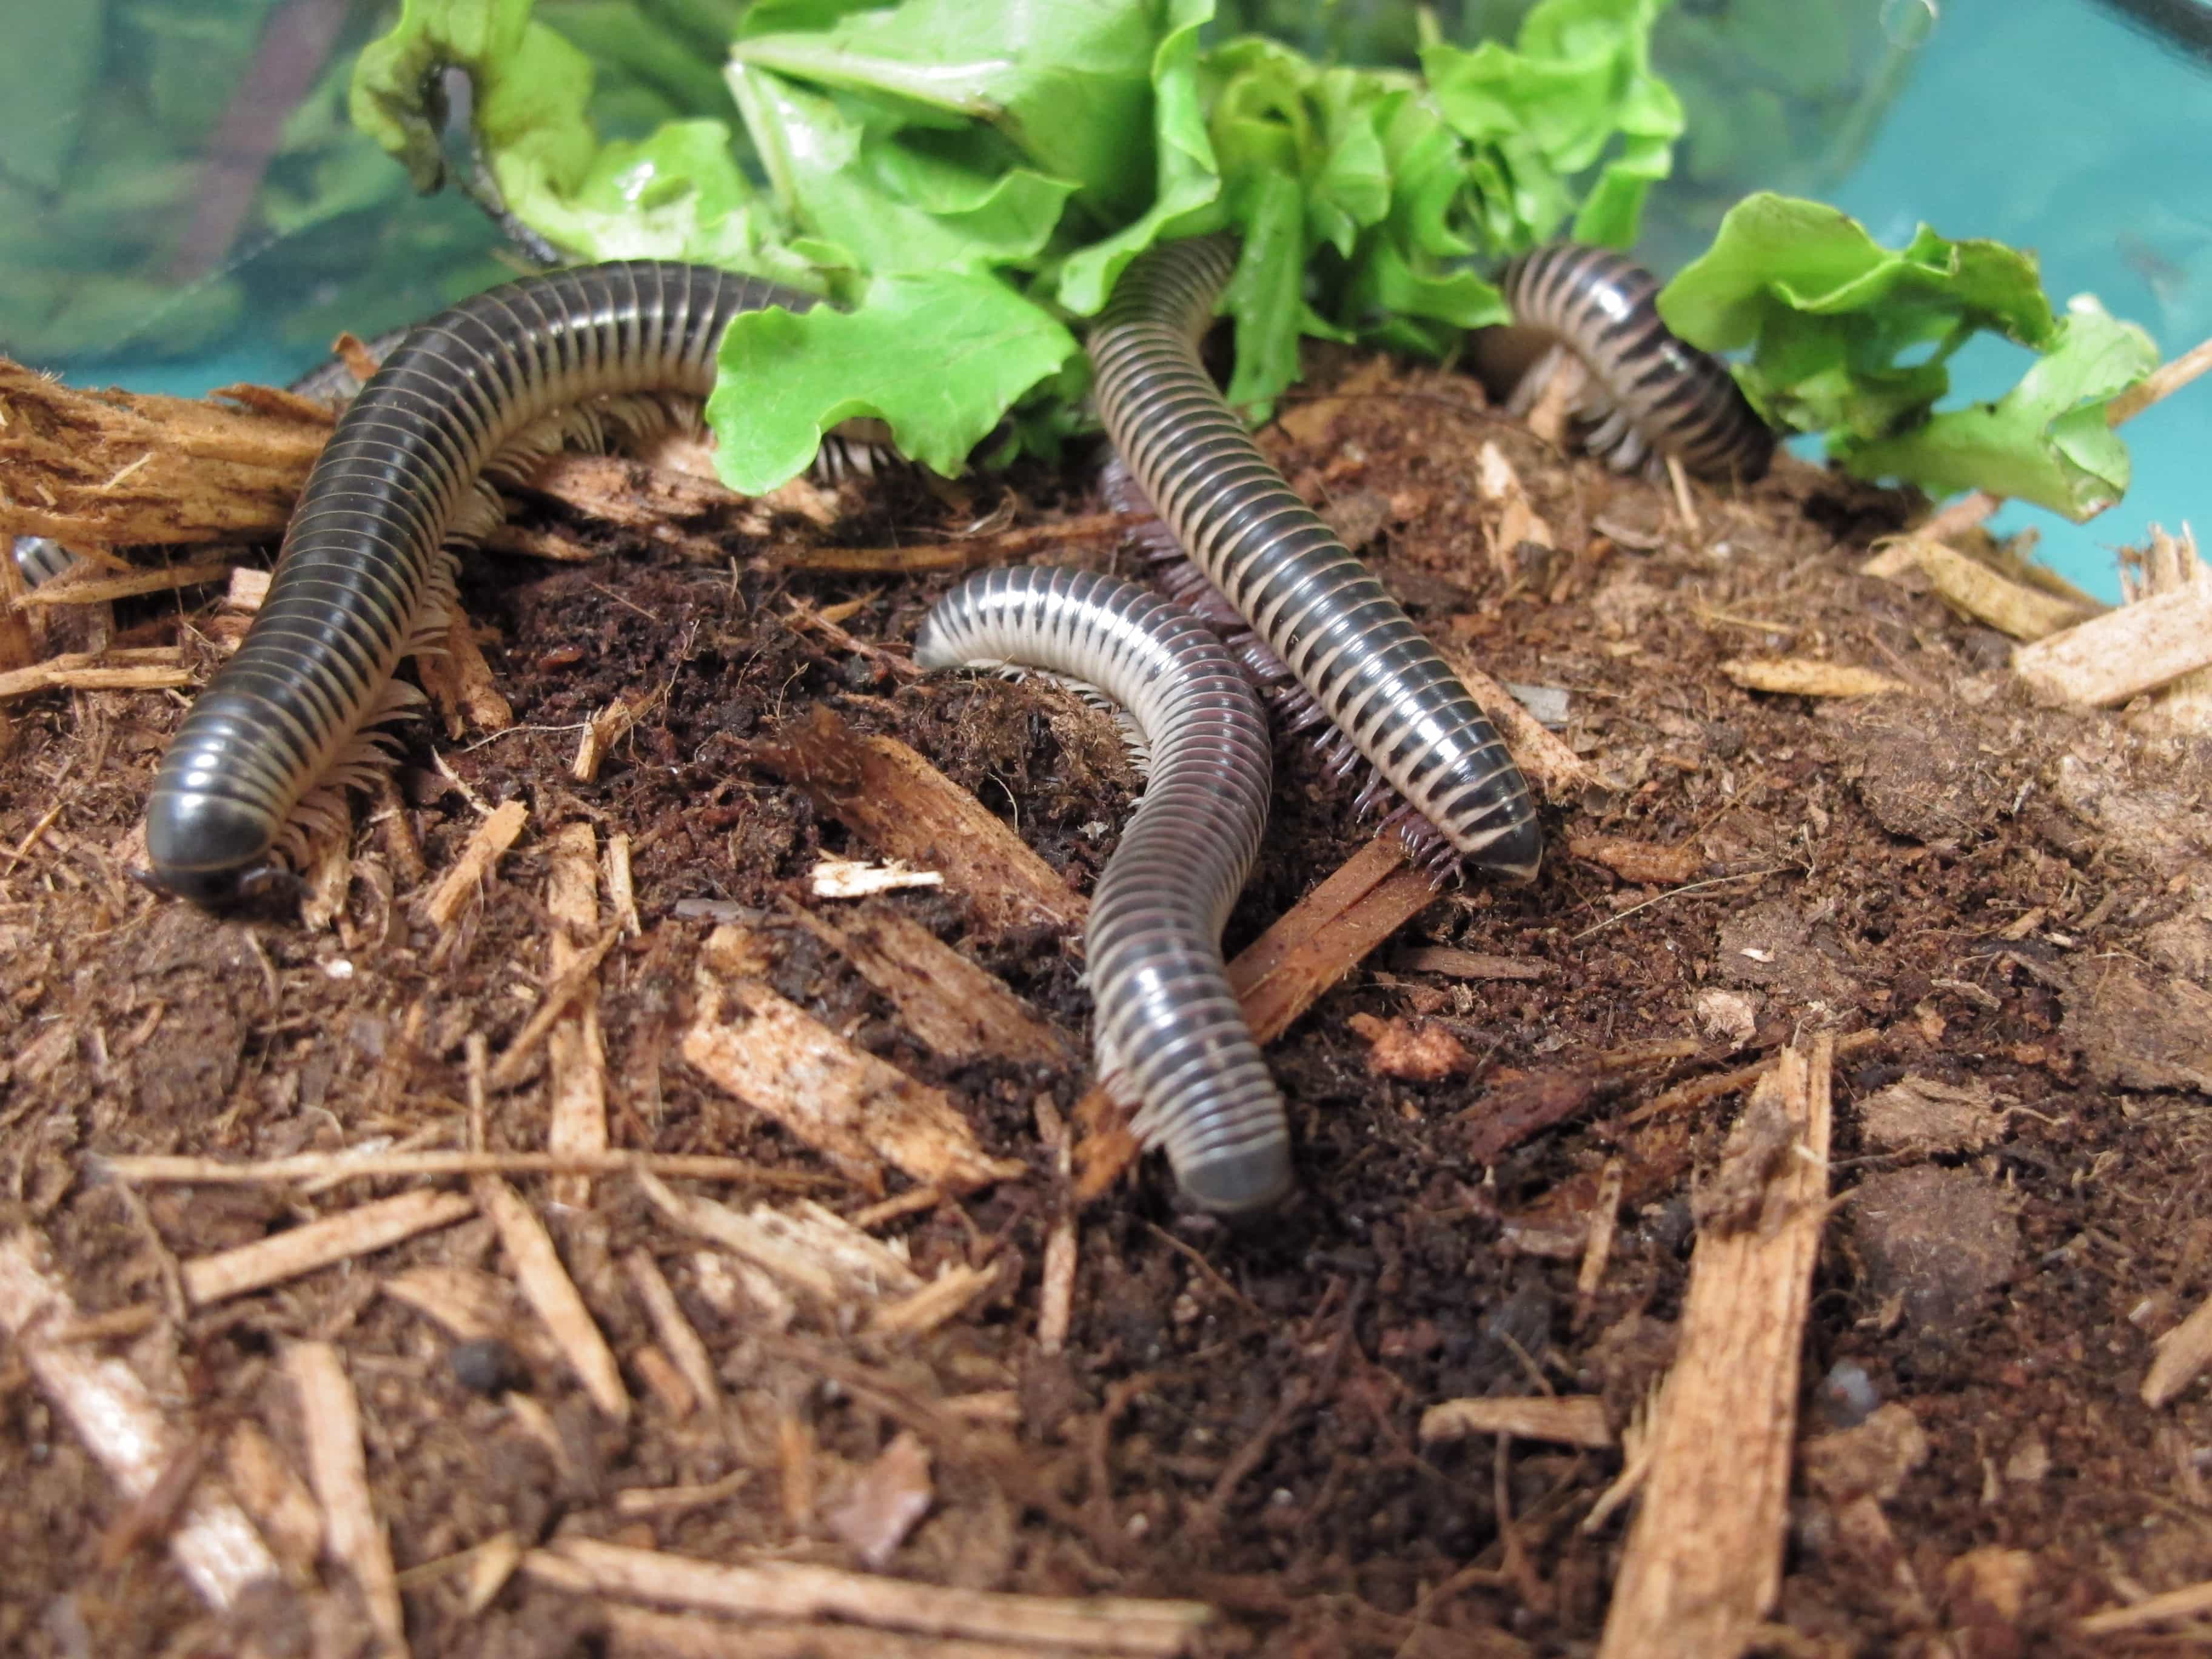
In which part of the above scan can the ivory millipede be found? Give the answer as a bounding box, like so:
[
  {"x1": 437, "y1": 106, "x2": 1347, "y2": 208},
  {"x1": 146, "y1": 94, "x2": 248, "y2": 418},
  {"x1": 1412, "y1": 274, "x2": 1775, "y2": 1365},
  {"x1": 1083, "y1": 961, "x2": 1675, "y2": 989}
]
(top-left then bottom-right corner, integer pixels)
[
  {"x1": 142, "y1": 261, "x2": 819, "y2": 900},
  {"x1": 916, "y1": 565, "x2": 1291, "y2": 1214},
  {"x1": 1088, "y1": 234, "x2": 1543, "y2": 883},
  {"x1": 1499, "y1": 242, "x2": 1776, "y2": 480}
]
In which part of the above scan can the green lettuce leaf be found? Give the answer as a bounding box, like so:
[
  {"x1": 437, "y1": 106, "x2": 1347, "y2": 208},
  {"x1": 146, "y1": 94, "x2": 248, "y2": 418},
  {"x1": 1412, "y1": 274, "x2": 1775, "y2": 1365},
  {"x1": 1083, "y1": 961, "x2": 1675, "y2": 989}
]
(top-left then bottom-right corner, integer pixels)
[
  {"x1": 708, "y1": 269, "x2": 1078, "y2": 488},
  {"x1": 1842, "y1": 299, "x2": 2156, "y2": 520}
]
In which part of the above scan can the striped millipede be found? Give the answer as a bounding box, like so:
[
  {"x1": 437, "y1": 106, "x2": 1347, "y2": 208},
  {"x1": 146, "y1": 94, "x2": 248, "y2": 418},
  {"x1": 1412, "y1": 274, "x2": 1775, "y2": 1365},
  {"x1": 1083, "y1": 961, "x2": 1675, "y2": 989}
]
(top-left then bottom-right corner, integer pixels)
[
  {"x1": 142, "y1": 261, "x2": 821, "y2": 901},
  {"x1": 1089, "y1": 234, "x2": 1543, "y2": 884},
  {"x1": 1499, "y1": 242, "x2": 1775, "y2": 481},
  {"x1": 916, "y1": 566, "x2": 1291, "y2": 1213}
]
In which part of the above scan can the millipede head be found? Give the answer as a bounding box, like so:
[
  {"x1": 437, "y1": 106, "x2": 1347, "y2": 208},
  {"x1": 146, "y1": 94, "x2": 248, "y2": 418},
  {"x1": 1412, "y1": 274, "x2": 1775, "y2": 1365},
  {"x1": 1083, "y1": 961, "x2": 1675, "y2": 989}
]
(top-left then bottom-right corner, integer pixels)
[
  {"x1": 1175, "y1": 1136, "x2": 1296, "y2": 1218},
  {"x1": 142, "y1": 788, "x2": 279, "y2": 904}
]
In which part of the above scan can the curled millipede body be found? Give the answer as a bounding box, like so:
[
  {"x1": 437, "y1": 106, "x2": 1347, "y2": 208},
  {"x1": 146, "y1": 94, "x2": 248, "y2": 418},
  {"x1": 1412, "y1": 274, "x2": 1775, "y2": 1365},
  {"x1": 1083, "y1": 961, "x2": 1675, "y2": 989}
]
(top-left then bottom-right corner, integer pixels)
[
  {"x1": 143, "y1": 261, "x2": 819, "y2": 901},
  {"x1": 1500, "y1": 242, "x2": 1775, "y2": 480},
  {"x1": 916, "y1": 565, "x2": 1290, "y2": 1213},
  {"x1": 1088, "y1": 235, "x2": 1541, "y2": 883}
]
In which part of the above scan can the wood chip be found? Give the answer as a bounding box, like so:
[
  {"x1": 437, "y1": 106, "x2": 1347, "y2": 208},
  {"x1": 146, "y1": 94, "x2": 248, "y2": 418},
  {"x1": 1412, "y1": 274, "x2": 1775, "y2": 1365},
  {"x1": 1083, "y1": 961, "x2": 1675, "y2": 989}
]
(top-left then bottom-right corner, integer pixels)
[
  {"x1": 527, "y1": 1537, "x2": 1214, "y2": 1655},
  {"x1": 0, "y1": 1232, "x2": 280, "y2": 1609},
  {"x1": 2143, "y1": 1287, "x2": 2212, "y2": 1408},
  {"x1": 2013, "y1": 563, "x2": 2212, "y2": 708},
  {"x1": 475, "y1": 1175, "x2": 629, "y2": 1422},
  {"x1": 0, "y1": 531, "x2": 35, "y2": 670},
  {"x1": 810, "y1": 856, "x2": 946, "y2": 897},
  {"x1": 754, "y1": 705, "x2": 1086, "y2": 936},
  {"x1": 415, "y1": 797, "x2": 528, "y2": 931},
  {"x1": 1596, "y1": 1034, "x2": 1834, "y2": 1659},
  {"x1": 638, "y1": 1175, "x2": 923, "y2": 1309},
  {"x1": 777, "y1": 511, "x2": 1128, "y2": 576},
  {"x1": 1860, "y1": 537, "x2": 2096, "y2": 640},
  {"x1": 541, "y1": 824, "x2": 609, "y2": 1205},
  {"x1": 1721, "y1": 657, "x2": 1912, "y2": 699},
  {"x1": 599, "y1": 1606, "x2": 1083, "y2": 1658},
  {"x1": 102, "y1": 1148, "x2": 834, "y2": 1189},
  {"x1": 573, "y1": 694, "x2": 643, "y2": 782},
  {"x1": 1568, "y1": 834, "x2": 1704, "y2": 887},
  {"x1": 2078, "y1": 1577, "x2": 2212, "y2": 1636},
  {"x1": 180, "y1": 1188, "x2": 475, "y2": 1305},
  {"x1": 624, "y1": 1249, "x2": 723, "y2": 1422},
  {"x1": 13, "y1": 555, "x2": 236, "y2": 608},
  {"x1": 870, "y1": 1261, "x2": 1000, "y2": 1339},
  {"x1": 1418, "y1": 1395, "x2": 1614, "y2": 1449},
  {"x1": 1039, "y1": 1212, "x2": 1078, "y2": 1358},
  {"x1": 0, "y1": 648, "x2": 193, "y2": 702},
  {"x1": 223, "y1": 1421, "x2": 323, "y2": 1580},
  {"x1": 1439, "y1": 638, "x2": 1612, "y2": 799},
  {"x1": 786, "y1": 903, "x2": 1073, "y2": 1068},
  {"x1": 1396, "y1": 945, "x2": 1547, "y2": 981},
  {"x1": 288, "y1": 1341, "x2": 409, "y2": 1658},
  {"x1": 683, "y1": 927, "x2": 1025, "y2": 1193},
  {"x1": 1475, "y1": 440, "x2": 1554, "y2": 578},
  {"x1": 825, "y1": 1431, "x2": 935, "y2": 1568},
  {"x1": 0, "y1": 359, "x2": 330, "y2": 545},
  {"x1": 381, "y1": 1264, "x2": 516, "y2": 1344}
]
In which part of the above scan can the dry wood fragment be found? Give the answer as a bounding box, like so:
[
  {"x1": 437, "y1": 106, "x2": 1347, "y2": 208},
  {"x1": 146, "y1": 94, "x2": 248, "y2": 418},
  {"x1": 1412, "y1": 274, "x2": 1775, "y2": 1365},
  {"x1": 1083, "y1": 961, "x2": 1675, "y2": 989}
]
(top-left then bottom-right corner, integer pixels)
[
  {"x1": 1438, "y1": 638, "x2": 1610, "y2": 799},
  {"x1": 625, "y1": 1249, "x2": 725, "y2": 1423},
  {"x1": 0, "y1": 533, "x2": 35, "y2": 670},
  {"x1": 1596, "y1": 1034, "x2": 1833, "y2": 1659},
  {"x1": 475, "y1": 1175, "x2": 629, "y2": 1421},
  {"x1": 786, "y1": 903, "x2": 1073, "y2": 1068},
  {"x1": 1475, "y1": 440, "x2": 1554, "y2": 579},
  {"x1": 685, "y1": 927, "x2": 1025, "y2": 1193},
  {"x1": 542, "y1": 824, "x2": 609, "y2": 1206},
  {"x1": 2078, "y1": 1577, "x2": 2212, "y2": 1635},
  {"x1": 615, "y1": 1470, "x2": 754, "y2": 1520},
  {"x1": 1721, "y1": 657, "x2": 1911, "y2": 699},
  {"x1": 1230, "y1": 834, "x2": 1436, "y2": 1047},
  {"x1": 1419, "y1": 1395, "x2": 1614, "y2": 1449},
  {"x1": 102, "y1": 1148, "x2": 836, "y2": 1188},
  {"x1": 0, "y1": 648, "x2": 194, "y2": 702},
  {"x1": 1569, "y1": 834, "x2": 1704, "y2": 886},
  {"x1": 826, "y1": 1431, "x2": 935, "y2": 1568},
  {"x1": 631, "y1": 1344, "x2": 697, "y2": 1417},
  {"x1": 753, "y1": 705, "x2": 1087, "y2": 936},
  {"x1": 464, "y1": 1532, "x2": 526, "y2": 1615},
  {"x1": 415, "y1": 797, "x2": 528, "y2": 931},
  {"x1": 811, "y1": 856, "x2": 945, "y2": 897},
  {"x1": 0, "y1": 358, "x2": 331, "y2": 545},
  {"x1": 638, "y1": 1173, "x2": 923, "y2": 1308},
  {"x1": 2143, "y1": 1288, "x2": 2212, "y2": 1408},
  {"x1": 487, "y1": 921, "x2": 624, "y2": 1093},
  {"x1": 1577, "y1": 1158, "x2": 1627, "y2": 1311},
  {"x1": 572, "y1": 695, "x2": 642, "y2": 782},
  {"x1": 600, "y1": 1606, "x2": 1088, "y2": 1658},
  {"x1": 381, "y1": 1264, "x2": 515, "y2": 1344},
  {"x1": 777, "y1": 511, "x2": 1129, "y2": 576},
  {"x1": 416, "y1": 611, "x2": 514, "y2": 739},
  {"x1": 871, "y1": 1261, "x2": 1000, "y2": 1338},
  {"x1": 1039, "y1": 1213, "x2": 1078, "y2": 1356},
  {"x1": 2014, "y1": 576, "x2": 2212, "y2": 708},
  {"x1": 1860, "y1": 537, "x2": 2096, "y2": 640},
  {"x1": 0, "y1": 1232, "x2": 280, "y2": 1609},
  {"x1": 13, "y1": 555, "x2": 237, "y2": 609},
  {"x1": 289, "y1": 1341, "x2": 409, "y2": 1657},
  {"x1": 1396, "y1": 944, "x2": 1547, "y2": 981},
  {"x1": 528, "y1": 1537, "x2": 1215, "y2": 1654},
  {"x1": 181, "y1": 1187, "x2": 475, "y2": 1305},
  {"x1": 223, "y1": 1421, "x2": 323, "y2": 1581}
]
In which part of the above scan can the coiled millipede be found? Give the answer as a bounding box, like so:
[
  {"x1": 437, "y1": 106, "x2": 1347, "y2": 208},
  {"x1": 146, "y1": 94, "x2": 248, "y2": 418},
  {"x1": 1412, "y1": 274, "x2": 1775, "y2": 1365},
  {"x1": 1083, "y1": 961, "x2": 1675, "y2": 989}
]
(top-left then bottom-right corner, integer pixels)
[
  {"x1": 917, "y1": 565, "x2": 1290, "y2": 1213},
  {"x1": 1088, "y1": 235, "x2": 1543, "y2": 885},
  {"x1": 141, "y1": 261, "x2": 821, "y2": 900},
  {"x1": 1498, "y1": 242, "x2": 1776, "y2": 481}
]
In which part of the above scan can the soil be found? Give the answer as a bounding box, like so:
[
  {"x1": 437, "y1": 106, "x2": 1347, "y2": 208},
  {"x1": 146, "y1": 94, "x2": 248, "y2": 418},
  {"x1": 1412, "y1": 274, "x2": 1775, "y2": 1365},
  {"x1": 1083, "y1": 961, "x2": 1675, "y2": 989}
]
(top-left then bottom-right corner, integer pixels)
[{"x1": 3, "y1": 343, "x2": 2210, "y2": 1658}]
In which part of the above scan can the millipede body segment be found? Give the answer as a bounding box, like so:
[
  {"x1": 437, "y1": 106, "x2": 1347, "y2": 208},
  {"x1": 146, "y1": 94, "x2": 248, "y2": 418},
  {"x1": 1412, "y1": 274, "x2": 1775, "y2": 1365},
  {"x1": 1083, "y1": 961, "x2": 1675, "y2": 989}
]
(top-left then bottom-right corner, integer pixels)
[
  {"x1": 142, "y1": 261, "x2": 818, "y2": 900},
  {"x1": 916, "y1": 566, "x2": 1292, "y2": 1215},
  {"x1": 1088, "y1": 235, "x2": 1542, "y2": 884},
  {"x1": 1499, "y1": 242, "x2": 1775, "y2": 480}
]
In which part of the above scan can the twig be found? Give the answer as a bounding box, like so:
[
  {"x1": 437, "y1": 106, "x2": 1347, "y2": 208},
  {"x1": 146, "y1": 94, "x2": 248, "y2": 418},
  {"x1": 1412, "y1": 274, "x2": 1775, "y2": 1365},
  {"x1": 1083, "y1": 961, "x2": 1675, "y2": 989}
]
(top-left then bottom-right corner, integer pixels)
[
  {"x1": 101, "y1": 1148, "x2": 834, "y2": 1188},
  {"x1": 180, "y1": 1188, "x2": 475, "y2": 1305},
  {"x1": 289, "y1": 1341, "x2": 409, "y2": 1658}
]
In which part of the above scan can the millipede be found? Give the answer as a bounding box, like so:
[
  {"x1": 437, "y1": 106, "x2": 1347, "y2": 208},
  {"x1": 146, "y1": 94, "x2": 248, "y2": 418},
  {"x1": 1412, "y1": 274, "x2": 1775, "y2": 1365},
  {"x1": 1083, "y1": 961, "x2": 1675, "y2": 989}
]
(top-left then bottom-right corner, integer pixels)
[
  {"x1": 1498, "y1": 241, "x2": 1776, "y2": 481},
  {"x1": 1087, "y1": 233, "x2": 1544, "y2": 885},
  {"x1": 916, "y1": 565, "x2": 1290, "y2": 1213}
]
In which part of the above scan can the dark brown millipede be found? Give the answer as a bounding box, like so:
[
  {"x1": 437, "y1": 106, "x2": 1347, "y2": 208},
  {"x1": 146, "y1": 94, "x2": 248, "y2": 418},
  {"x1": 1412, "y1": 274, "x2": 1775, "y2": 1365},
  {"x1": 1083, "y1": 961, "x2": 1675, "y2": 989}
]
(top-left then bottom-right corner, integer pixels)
[
  {"x1": 1498, "y1": 241, "x2": 1776, "y2": 480},
  {"x1": 1088, "y1": 234, "x2": 1544, "y2": 884},
  {"x1": 142, "y1": 261, "x2": 820, "y2": 900},
  {"x1": 916, "y1": 565, "x2": 1290, "y2": 1213}
]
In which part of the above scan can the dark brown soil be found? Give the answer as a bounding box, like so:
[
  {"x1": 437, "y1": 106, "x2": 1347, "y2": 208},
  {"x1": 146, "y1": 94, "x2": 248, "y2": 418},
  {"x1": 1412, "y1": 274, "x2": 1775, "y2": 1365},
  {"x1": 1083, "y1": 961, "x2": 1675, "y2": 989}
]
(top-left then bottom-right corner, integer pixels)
[{"x1": 4, "y1": 345, "x2": 2211, "y2": 1658}]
